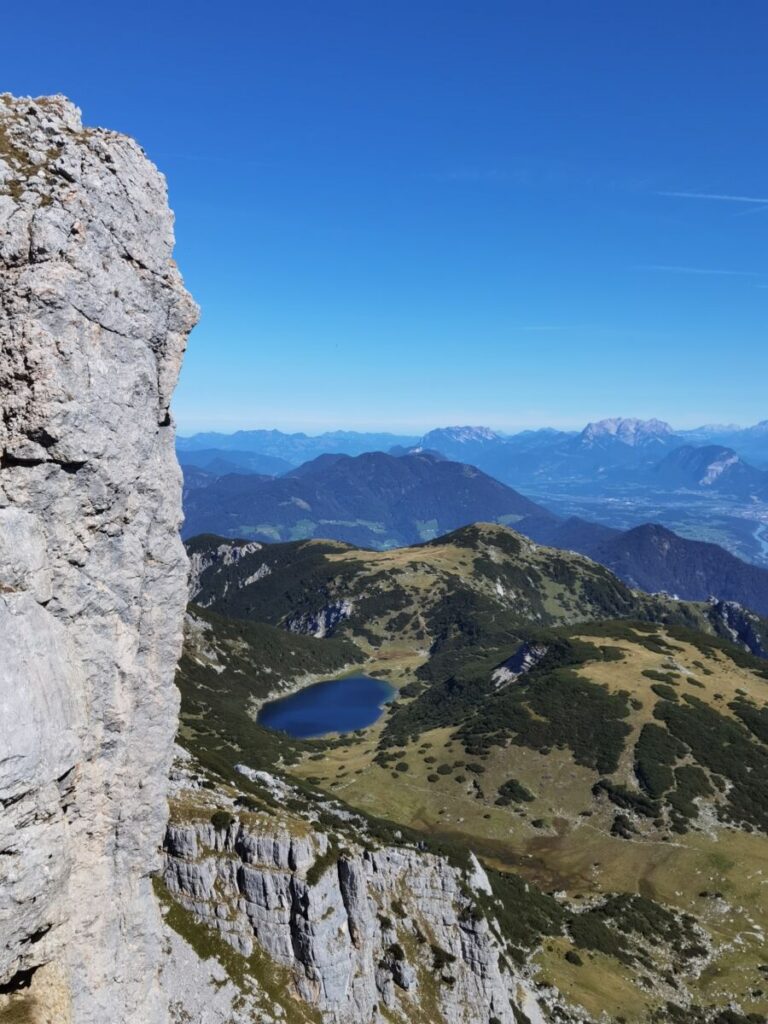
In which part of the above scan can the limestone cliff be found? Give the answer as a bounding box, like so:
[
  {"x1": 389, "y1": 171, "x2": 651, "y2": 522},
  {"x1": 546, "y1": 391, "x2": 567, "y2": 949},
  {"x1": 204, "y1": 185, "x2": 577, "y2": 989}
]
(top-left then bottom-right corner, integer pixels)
[
  {"x1": 160, "y1": 759, "x2": 536, "y2": 1024},
  {"x1": 0, "y1": 95, "x2": 197, "y2": 1022}
]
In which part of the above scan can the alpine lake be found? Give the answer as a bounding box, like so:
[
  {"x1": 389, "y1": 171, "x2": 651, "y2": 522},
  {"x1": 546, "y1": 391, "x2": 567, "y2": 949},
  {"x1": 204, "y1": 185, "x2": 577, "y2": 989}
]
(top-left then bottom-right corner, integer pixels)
[{"x1": 257, "y1": 675, "x2": 395, "y2": 739}]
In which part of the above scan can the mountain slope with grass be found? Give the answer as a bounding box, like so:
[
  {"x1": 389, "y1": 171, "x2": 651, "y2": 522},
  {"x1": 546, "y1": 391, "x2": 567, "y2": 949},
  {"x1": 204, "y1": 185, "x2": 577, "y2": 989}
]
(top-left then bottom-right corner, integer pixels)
[
  {"x1": 285, "y1": 619, "x2": 768, "y2": 1023},
  {"x1": 181, "y1": 450, "x2": 554, "y2": 545},
  {"x1": 187, "y1": 523, "x2": 712, "y2": 647},
  {"x1": 172, "y1": 524, "x2": 768, "y2": 1024},
  {"x1": 187, "y1": 523, "x2": 768, "y2": 658}
]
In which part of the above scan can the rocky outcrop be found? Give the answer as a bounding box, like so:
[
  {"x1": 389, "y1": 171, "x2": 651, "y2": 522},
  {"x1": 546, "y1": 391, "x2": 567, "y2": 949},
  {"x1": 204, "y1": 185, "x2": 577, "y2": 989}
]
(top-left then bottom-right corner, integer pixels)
[
  {"x1": 491, "y1": 641, "x2": 549, "y2": 688},
  {"x1": 708, "y1": 598, "x2": 768, "y2": 658},
  {"x1": 0, "y1": 95, "x2": 197, "y2": 1022},
  {"x1": 187, "y1": 539, "x2": 265, "y2": 603},
  {"x1": 163, "y1": 815, "x2": 519, "y2": 1024},
  {"x1": 285, "y1": 599, "x2": 355, "y2": 638}
]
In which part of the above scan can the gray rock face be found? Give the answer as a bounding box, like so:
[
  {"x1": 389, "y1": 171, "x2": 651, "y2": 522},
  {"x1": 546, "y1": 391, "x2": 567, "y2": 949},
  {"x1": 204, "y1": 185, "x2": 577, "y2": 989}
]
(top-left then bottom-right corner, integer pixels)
[
  {"x1": 285, "y1": 598, "x2": 354, "y2": 638},
  {"x1": 0, "y1": 94, "x2": 197, "y2": 1022},
  {"x1": 187, "y1": 540, "x2": 264, "y2": 603},
  {"x1": 708, "y1": 598, "x2": 768, "y2": 658},
  {"x1": 164, "y1": 817, "x2": 519, "y2": 1024}
]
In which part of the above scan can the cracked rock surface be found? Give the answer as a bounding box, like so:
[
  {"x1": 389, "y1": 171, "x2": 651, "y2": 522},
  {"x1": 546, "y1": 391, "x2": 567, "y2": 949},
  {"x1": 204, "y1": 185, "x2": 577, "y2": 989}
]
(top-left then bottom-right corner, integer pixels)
[
  {"x1": 0, "y1": 93, "x2": 197, "y2": 1023},
  {"x1": 163, "y1": 812, "x2": 519, "y2": 1024}
]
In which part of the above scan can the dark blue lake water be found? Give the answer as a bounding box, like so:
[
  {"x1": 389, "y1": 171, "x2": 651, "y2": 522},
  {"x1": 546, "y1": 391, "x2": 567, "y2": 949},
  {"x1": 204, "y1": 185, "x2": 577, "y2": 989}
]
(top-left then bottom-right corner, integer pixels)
[{"x1": 257, "y1": 675, "x2": 396, "y2": 739}]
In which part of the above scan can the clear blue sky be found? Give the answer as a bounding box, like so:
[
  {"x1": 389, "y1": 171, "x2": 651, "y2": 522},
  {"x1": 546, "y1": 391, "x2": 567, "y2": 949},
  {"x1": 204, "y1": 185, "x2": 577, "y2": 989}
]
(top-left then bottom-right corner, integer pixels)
[{"x1": 5, "y1": 1, "x2": 767, "y2": 433}]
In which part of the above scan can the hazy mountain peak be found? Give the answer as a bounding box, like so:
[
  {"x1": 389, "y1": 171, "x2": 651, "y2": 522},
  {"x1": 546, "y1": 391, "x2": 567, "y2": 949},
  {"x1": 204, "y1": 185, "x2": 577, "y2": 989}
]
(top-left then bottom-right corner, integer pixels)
[
  {"x1": 652, "y1": 444, "x2": 768, "y2": 498},
  {"x1": 422, "y1": 425, "x2": 502, "y2": 444},
  {"x1": 688, "y1": 422, "x2": 741, "y2": 434},
  {"x1": 580, "y1": 417, "x2": 675, "y2": 447}
]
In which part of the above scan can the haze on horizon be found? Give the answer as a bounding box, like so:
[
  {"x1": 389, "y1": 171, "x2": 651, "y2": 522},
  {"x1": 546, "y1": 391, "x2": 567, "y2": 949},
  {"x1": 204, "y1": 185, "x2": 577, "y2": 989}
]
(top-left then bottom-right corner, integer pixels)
[
  {"x1": 174, "y1": 413, "x2": 762, "y2": 439},
  {"x1": 4, "y1": 0, "x2": 767, "y2": 434}
]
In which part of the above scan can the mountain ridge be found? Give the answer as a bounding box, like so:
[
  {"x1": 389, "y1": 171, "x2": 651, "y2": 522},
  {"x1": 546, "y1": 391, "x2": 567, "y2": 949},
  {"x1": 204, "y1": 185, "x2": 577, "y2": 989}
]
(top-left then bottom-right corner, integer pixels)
[
  {"x1": 578, "y1": 416, "x2": 676, "y2": 448},
  {"x1": 182, "y1": 448, "x2": 768, "y2": 619},
  {"x1": 181, "y1": 449, "x2": 553, "y2": 547},
  {"x1": 177, "y1": 417, "x2": 768, "y2": 471},
  {"x1": 186, "y1": 522, "x2": 768, "y2": 657}
]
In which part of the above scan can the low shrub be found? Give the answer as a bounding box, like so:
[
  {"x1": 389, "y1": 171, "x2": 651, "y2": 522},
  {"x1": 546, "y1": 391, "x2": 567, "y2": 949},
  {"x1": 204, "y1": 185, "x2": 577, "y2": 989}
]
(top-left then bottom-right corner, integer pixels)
[{"x1": 210, "y1": 810, "x2": 235, "y2": 831}]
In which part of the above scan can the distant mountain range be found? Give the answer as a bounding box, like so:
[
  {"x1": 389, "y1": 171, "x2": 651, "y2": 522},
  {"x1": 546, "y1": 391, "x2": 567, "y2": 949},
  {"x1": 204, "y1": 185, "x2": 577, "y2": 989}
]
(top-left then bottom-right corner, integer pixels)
[
  {"x1": 178, "y1": 418, "x2": 768, "y2": 489},
  {"x1": 420, "y1": 418, "x2": 679, "y2": 472},
  {"x1": 181, "y1": 450, "x2": 549, "y2": 547},
  {"x1": 678, "y1": 419, "x2": 768, "y2": 468},
  {"x1": 178, "y1": 448, "x2": 294, "y2": 476},
  {"x1": 182, "y1": 448, "x2": 768, "y2": 617},
  {"x1": 177, "y1": 428, "x2": 420, "y2": 463},
  {"x1": 417, "y1": 420, "x2": 768, "y2": 494},
  {"x1": 580, "y1": 416, "x2": 676, "y2": 448},
  {"x1": 177, "y1": 417, "x2": 768, "y2": 570}
]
